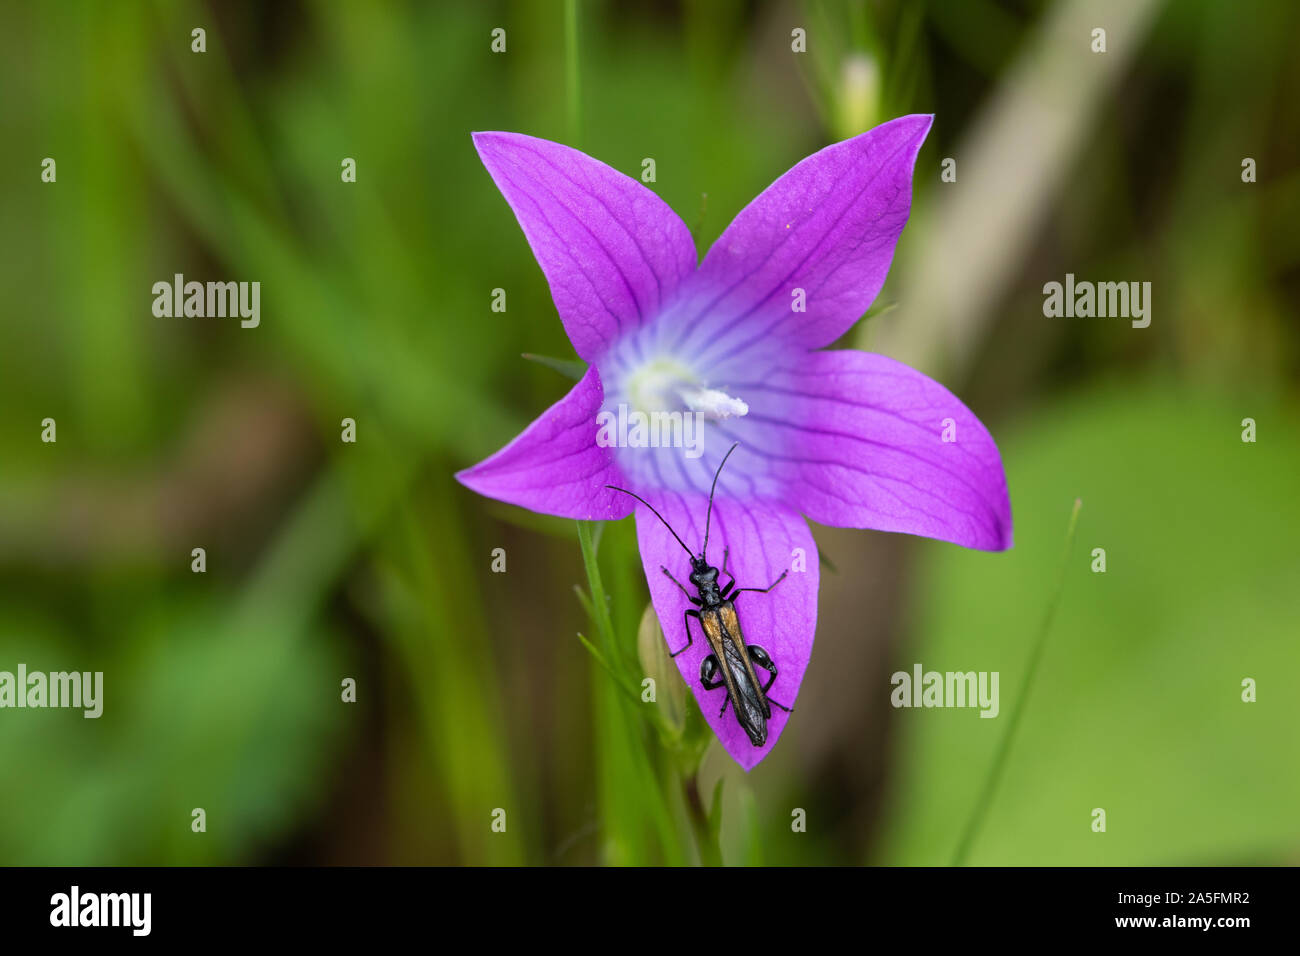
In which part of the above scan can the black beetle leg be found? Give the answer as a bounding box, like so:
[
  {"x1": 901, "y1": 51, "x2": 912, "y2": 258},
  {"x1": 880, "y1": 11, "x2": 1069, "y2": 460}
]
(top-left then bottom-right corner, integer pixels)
[
  {"x1": 747, "y1": 644, "x2": 793, "y2": 712},
  {"x1": 700, "y1": 653, "x2": 724, "y2": 689},
  {"x1": 670, "y1": 609, "x2": 702, "y2": 658}
]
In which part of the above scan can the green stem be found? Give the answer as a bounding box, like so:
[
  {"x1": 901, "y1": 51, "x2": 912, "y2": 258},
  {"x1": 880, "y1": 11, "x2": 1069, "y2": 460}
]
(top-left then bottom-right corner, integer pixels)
[
  {"x1": 952, "y1": 498, "x2": 1082, "y2": 866},
  {"x1": 576, "y1": 522, "x2": 615, "y2": 645},
  {"x1": 683, "y1": 771, "x2": 723, "y2": 867},
  {"x1": 564, "y1": 0, "x2": 581, "y2": 145},
  {"x1": 578, "y1": 521, "x2": 724, "y2": 864},
  {"x1": 576, "y1": 629, "x2": 674, "y2": 739}
]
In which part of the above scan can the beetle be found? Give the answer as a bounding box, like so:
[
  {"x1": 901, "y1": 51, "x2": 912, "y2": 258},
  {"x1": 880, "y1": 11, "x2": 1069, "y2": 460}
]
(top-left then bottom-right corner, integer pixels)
[{"x1": 606, "y1": 443, "x2": 791, "y2": 747}]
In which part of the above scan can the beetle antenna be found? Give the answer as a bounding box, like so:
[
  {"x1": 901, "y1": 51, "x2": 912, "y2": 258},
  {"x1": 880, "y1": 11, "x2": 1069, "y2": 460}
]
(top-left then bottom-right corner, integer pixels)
[
  {"x1": 604, "y1": 485, "x2": 694, "y2": 558},
  {"x1": 701, "y1": 442, "x2": 739, "y2": 562}
]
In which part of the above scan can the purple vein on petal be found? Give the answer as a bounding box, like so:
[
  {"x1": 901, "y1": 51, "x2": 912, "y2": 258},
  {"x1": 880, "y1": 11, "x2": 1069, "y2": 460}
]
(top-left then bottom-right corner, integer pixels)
[
  {"x1": 473, "y1": 131, "x2": 696, "y2": 364},
  {"x1": 664, "y1": 116, "x2": 930, "y2": 363},
  {"x1": 512, "y1": 141, "x2": 671, "y2": 318},
  {"x1": 485, "y1": 155, "x2": 628, "y2": 346},
  {"x1": 681, "y1": 158, "x2": 906, "y2": 368},
  {"x1": 454, "y1": 366, "x2": 634, "y2": 521}
]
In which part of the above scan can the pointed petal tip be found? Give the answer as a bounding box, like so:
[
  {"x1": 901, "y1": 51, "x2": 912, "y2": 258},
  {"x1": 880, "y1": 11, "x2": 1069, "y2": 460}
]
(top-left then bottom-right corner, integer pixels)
[
  {"x1": 966, "y1": 496, "x2": 1014, "y2": 553},
  {"x1": 990, "y1": 525, "x2": 1015, "y2": 553},
  {"x1": 946, "y1": 517, "x2": 1014, "y2": 553},
  {"x1": 889, "y1": 112, "x2": 934, "y2": 143},
  {"x1": 857, "y1": 113, "x2": 933, "y2": 152},
  {"x1": 835, "y1": 113, "x2": 933, "y2": 151},
  {"x1": 470, "y1": 130, "x2": 505, "y2": 153},
  {"x1": 990, "y1": 492, "x2": 1015, "y2": 552},
  {"x1": 471, "y1": 130, "x2": 532, "y2": 160},
  {"x1": 453, "y1": 462, "x2": 490, "y2": 496}
]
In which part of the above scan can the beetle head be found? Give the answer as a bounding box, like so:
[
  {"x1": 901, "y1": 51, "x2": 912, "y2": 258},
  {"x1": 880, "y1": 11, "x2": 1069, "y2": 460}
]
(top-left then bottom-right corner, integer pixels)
[{"x1": 689, "y1": 558, "x2": 718, "y2": 588}]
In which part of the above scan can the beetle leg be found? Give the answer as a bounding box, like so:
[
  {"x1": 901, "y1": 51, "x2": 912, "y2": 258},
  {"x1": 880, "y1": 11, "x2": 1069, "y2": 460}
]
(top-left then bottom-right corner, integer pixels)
[
  {"x1": 661, "y1": 566, "x2": 700, "y2": 605},
  {"x1": 670, "y1": 609, "x2": 701, "y2": 658},
  {"x1": 700, "y1": 653, "x2": 724, "y2": 689},
  {"x1": 719, "y1": 548, "x2": 736, "y2": 595},
  {"x1": 747, "y1": 644, "x2": 793, "y2": 712},
  {"x1": 747, "y1": 644, "x2": 778, "y2": 693},
  {"x1": 732, "y1": 569, "x2": 788, "y2": 600}
]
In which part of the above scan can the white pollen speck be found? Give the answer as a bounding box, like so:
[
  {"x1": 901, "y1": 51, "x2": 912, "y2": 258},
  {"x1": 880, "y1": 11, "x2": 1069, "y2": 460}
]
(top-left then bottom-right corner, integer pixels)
[{"x1": 678, "y1": 386, "x2": 749, "y2": 420}]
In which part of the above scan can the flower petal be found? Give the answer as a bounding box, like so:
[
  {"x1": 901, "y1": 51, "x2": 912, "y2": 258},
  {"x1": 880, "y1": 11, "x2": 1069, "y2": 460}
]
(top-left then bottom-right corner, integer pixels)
[
  {"x1": 473, "y1": 131, "x2": 698, "y2": 363},
  {"x1": 723, "y1": 349, "x2": 1013, "y2": 550},
  {"x1": 664, "y1": 114, "x2": 932, "y2": 368},
  {"x1": 635, "y1": 489, "x2": 817, "y2": 770},
  {"x1": 455, "y1": 366, "x2": 633, "y2": 520}
]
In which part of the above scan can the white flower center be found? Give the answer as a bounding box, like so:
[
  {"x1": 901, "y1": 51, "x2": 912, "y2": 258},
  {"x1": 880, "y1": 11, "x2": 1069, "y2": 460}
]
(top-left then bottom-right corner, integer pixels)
[{"x1": 624, "y1": 356, "x2": 749, "y2": 421}]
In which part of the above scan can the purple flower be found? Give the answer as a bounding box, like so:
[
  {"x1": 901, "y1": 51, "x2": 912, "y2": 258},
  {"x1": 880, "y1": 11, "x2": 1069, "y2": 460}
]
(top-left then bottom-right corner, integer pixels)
[{"x1": 457, "y1": 116, "x2": 1012, "y2": 770}]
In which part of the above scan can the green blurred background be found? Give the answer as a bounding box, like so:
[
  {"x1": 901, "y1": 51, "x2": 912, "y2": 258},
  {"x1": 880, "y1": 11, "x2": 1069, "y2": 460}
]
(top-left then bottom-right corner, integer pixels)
[{"x1": 1, "y1": 0, "x2": 1296, "y2": 865}]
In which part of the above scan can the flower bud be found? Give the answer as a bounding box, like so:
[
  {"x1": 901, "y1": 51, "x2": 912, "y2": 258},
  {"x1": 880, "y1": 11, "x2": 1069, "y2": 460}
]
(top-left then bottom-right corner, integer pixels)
[{"x1": 637, "y1": 601, "x2": 688, "y2": 737}]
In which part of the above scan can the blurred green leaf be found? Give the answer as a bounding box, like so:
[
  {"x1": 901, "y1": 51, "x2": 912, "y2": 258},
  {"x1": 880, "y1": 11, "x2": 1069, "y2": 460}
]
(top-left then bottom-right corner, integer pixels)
[
  {"x1": 521, "y1": 353, "x2": 587, "y2": 381},
  {"x1": 881, "y1": 382, "x2": 1300, "y2": 865}
]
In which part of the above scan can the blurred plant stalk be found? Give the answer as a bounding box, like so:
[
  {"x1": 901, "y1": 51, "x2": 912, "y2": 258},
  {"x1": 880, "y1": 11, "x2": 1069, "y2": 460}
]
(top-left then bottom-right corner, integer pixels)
[
  {"x1": 865, "y1": 0, "x2": 1163, "y2": 382},
  {"x1": 577, "y1": 522, "x2": 721, "y2": 864}
]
